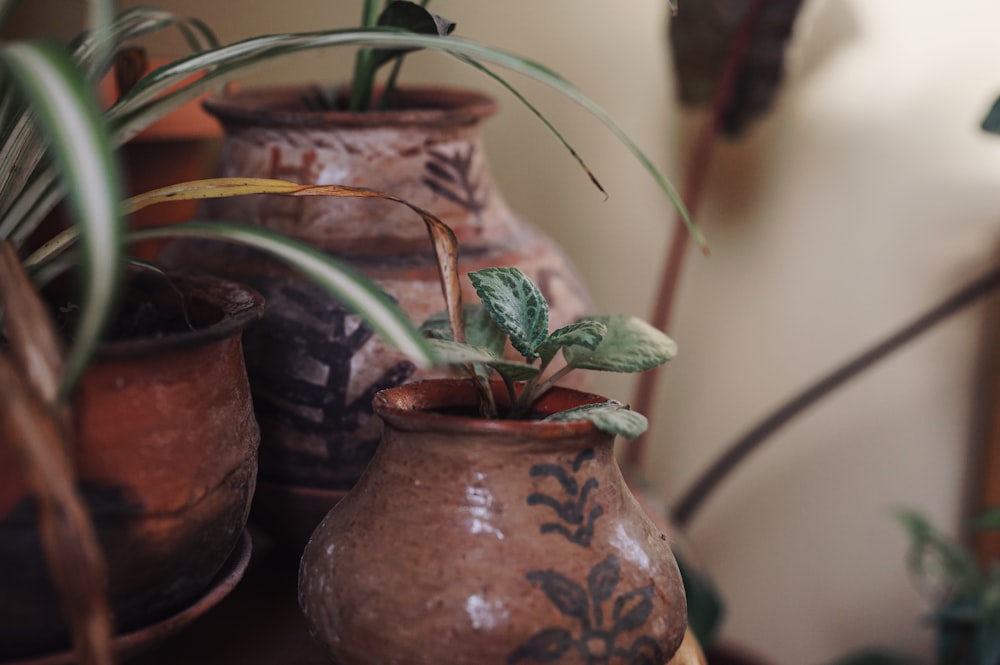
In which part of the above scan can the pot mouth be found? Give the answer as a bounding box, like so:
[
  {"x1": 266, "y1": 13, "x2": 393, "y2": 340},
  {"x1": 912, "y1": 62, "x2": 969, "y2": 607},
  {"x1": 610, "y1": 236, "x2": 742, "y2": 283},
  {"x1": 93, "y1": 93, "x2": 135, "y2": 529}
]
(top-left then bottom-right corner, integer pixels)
[
  {"x1": 90, "y1": 272, "x2": 263, "y2": 359},
  {"x1": 373, "y1": 379, "x2": 617, "y2": 440},
  {"x1": 202, "y1": 85, "x2": 497, "y2": 129}
]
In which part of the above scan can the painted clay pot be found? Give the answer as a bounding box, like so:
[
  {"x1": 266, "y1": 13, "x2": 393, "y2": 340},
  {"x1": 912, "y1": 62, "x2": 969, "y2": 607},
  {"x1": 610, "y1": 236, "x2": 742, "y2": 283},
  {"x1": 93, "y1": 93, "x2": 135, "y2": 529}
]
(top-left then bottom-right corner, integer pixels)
[
  {"x1": 0, "y1": 272, "x2": 262, "y2": 660},
  {"x1": 299, "y1": 379, "x2": 688, "y2": 665},
  {"x1": 160, "y1": 86, "x2": 593, "y2": 514}
]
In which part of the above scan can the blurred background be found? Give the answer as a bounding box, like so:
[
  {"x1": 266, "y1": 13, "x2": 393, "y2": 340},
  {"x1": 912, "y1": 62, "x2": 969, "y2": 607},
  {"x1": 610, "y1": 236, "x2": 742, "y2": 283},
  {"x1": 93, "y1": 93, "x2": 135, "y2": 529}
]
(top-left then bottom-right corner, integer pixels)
[{"x1": 11, "y1": 0, "x2": 1000, "y2": 662}]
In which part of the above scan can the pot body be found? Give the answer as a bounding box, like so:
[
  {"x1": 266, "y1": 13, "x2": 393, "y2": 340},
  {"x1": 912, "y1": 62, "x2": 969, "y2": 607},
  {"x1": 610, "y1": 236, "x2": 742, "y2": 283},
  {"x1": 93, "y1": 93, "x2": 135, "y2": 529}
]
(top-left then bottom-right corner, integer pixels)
[
  {"x1": 0, "y1": 273, "x2": 262, "y2": 659},
  {"x1": 162, "y1": 86, "x2": 593, "y2": 500},
  {"x1": 299, "y1": 380, "x2": 687, "y2": 665}
]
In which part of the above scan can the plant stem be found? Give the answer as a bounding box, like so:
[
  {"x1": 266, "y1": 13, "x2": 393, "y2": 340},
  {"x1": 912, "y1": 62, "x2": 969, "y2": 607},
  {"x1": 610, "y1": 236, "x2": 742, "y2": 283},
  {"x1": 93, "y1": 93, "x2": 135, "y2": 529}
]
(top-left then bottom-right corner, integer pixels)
[
  {"x1": 671, "y1": 261, "x2": 1000, "y2": 528},
  {"x1": 349, "y1": 0, "x2": 382, "y2": 111},
  {"x1": 623, "y1": 0, "x2": 768, "y2": 480}
]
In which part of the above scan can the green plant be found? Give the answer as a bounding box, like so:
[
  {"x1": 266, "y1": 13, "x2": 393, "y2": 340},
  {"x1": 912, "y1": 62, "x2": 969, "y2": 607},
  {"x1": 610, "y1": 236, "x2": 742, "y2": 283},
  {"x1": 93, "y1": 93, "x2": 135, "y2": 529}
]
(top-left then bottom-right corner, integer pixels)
[
  {"x1": 421, "y1": 266, "x2": 677, "y2": 438},
  {"x1": 826, "y1": 508, "x2": 1000, "y2": 665}
]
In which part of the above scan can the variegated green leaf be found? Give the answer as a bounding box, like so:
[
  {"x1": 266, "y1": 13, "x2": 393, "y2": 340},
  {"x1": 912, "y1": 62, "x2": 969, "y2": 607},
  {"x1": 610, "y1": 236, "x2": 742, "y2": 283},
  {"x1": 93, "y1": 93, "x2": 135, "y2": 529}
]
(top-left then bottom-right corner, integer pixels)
[
  {"x1": 0, "y1": 41, "x2": 123, "y2": 397},
  {"x1": 426, "y1": 338, "x2": 539, "y2": 380},
  {"x1": 563, "y1": 314, "x2": 677, "y2": 373},
  {"x1": 129, "y1": 221, "x2": 433, "y2": 366},
  {"x1": 469, "y1": 267, "x2": 548, "y2": 362},
  {"x1": 544, "y1": 402, "x2": 648, "y2": 439},
  {"x1": 537, "y1": 319, "x2": 607, "y2": 363}
]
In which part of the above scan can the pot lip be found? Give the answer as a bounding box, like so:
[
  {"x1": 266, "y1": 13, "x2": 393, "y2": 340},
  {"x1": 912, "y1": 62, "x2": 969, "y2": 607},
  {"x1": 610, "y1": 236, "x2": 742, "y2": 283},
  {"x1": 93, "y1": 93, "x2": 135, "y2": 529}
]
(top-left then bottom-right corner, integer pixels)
[
  {"x1": 202, "y1": 84, "x2": 497, "y2": 129},
  {"x1": 373, "y1": 378, "x2": 617, "y2": 439},
  {"x1": 94, "y1": 272, "x2": 264, "y2": 359}
]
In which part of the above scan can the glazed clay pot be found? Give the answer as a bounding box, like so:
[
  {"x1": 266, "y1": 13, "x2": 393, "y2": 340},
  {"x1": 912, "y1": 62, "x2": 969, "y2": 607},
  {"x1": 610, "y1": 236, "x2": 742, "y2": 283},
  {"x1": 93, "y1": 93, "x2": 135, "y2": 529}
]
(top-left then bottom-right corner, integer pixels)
[
  {"x1": 161, "y1": 86, "x2": 593, "y2": 504},
  {"x1": 0, "y1": 273, "x2": 262, "y2": 660},
  {"x1": 299, "y1": 380, "x2": 687, "y2": 665}
]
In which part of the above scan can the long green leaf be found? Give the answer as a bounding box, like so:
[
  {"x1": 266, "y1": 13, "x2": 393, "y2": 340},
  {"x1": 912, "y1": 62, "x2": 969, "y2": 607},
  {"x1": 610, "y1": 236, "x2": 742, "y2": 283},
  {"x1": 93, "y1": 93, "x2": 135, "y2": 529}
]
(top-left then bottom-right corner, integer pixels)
[
  {"x1": 128, "y1": 221, "x2": 434, "y2": 366},
  {"x1": 103, "y1": 28, "x2": 699, "y2": 248},
  {"x1": 0, "y1": 41, "x2": 123, "y2": 397}
]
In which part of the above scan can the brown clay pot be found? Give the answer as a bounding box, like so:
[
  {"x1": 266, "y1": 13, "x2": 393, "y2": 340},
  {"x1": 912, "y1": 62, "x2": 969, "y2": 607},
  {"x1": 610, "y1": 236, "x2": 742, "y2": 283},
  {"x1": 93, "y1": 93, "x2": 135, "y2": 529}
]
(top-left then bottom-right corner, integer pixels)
[
  {"x1": 160, "y1": 85, "x2": 594, "y2": 545},
  {"x1": 298, "y1": 379, "x2": 688, "y2": 665},
  {"x1": 0, "y1": 273, "x2": 262, "y2": 660}
]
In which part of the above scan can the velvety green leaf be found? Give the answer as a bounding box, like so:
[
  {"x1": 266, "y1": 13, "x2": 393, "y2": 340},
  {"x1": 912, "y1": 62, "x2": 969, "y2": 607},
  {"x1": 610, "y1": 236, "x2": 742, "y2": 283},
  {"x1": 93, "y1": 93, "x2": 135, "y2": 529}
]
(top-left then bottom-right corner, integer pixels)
[
  {"x1": 422, "y1": 303, "x2": 506, "y2": 358},
  {"x1": 0, "y1": 41, "x2": 123, "y2": 397},
  {"x1": 563, "y1": 315, "x2": 677, "y2": 373},
  {"x1": 544, "y1": 402, "x2": 648, "y2": 439},
  {"x1": 983, "y1": 96, "x2": 1000, "y2": 135},
  {"x1": 469, "y1": 267, "x2": 548, "y2": 362},
  {"x1": 129, "y1": 221, "x2": 433, "y2": 366},
  {"x1": 895, "y1": 508, "x2": 982, "y2": 601},
  {"x1": 537, "y1": 319, "x2": 607, "y2": 363}
]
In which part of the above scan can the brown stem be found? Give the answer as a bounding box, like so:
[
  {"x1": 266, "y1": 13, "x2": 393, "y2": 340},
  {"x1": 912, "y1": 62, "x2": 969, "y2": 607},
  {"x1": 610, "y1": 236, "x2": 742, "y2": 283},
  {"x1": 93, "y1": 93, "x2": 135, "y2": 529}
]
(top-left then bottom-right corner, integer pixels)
[
  {"x1": 624, "y1": 0, "x2": 769, "y2": 478},
  {"x1": 0, "y1": 243, "x2": 114, "y2": 665},
  {"x1": 671, "y1": 262, "x2": 1000, "y2": 528}
]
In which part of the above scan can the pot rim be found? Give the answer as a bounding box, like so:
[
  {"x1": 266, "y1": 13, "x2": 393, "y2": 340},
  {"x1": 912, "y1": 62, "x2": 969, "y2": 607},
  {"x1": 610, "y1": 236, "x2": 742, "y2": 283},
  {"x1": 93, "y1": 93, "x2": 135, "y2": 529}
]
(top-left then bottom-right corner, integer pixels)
[
  {"x1": 94, "y1": 272, "x2": 264, "y2": 360},
  {"x1": 373, "y1": 378, "x2": 620, "y2": 440},
  {"x1": 202, "y1": 84, "x2": 497, "y2": 129}
]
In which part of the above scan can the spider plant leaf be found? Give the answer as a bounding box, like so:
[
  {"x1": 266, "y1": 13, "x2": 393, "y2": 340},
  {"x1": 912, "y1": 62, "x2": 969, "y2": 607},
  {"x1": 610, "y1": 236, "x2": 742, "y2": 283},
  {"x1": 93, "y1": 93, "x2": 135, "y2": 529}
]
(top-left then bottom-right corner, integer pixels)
[
  {"x1": 0, "y1": 41, "x2": 124, "y2": 398},
  {"x1": 544, "y1": 402, "x2": 648, "y2": 439},
  {"x1": 537, "y1": 319, "x2": 607, "y2": 363},
  {"x1": 102, "y1": 29, "x2": 700, "y2": 249},
  {"x1": 129, "y1": 221, "x2": 433, "y2": 366},
  {"x1": 425, "y1": 338, "x2": 539, "y2": 380},
  {"x1": 469, "y1": 267, "x2": 548, "y2": 362},
  {"x1": 563, "y1": 314, "x2": 677, "y2": 373}
]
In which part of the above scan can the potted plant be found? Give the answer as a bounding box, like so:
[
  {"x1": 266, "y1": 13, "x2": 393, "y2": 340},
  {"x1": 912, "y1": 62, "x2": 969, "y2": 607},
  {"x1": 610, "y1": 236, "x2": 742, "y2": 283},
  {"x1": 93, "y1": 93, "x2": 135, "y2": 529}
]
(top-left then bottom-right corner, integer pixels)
[
  {"x1": 145, "y1": 0, "x2": 703, "y2": 546},
  {"x1": 298, "y1": 266, "x2": 695, "y2": 665}
]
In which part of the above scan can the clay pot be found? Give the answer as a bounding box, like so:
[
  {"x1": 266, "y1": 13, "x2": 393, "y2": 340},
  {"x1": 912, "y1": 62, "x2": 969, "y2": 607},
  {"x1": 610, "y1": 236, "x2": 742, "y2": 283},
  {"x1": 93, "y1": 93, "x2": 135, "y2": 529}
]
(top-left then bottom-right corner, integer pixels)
[
  {"x1": 160, "y1": 85, "x2": 593, "y2": 545},
  {"x1": 0, "y1": 273, "x2": 262, "y2": 660},
  {"x1": 299, "y1": 379, "x2": 687, "y2": 665}
]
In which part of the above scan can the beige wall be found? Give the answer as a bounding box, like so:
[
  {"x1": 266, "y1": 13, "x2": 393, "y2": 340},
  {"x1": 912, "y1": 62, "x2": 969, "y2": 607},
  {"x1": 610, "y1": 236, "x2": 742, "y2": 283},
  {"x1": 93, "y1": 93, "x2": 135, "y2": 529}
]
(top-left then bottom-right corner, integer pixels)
[{"x1": 12, "y1": 0, "x2": 1000, "y2": 661}]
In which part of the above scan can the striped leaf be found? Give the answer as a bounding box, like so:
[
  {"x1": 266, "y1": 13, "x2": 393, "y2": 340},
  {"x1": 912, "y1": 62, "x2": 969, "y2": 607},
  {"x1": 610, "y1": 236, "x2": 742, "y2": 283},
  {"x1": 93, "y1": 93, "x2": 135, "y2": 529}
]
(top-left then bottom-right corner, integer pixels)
[
  {"x1": 129, "y1": 221, "x2": 434, "y2": 366},
  {"x1": 537, "y1": 319, "x2": 608, "y2": 363},
  {"x1": 563, "y1": 314, "x2": 677, "y2": 373},
  {"x1": 469, "y1": 267, "x2": 548, "y2": 362},
  {"x1": 0, "y1": 41, "x2": 123, "y2": 397}
]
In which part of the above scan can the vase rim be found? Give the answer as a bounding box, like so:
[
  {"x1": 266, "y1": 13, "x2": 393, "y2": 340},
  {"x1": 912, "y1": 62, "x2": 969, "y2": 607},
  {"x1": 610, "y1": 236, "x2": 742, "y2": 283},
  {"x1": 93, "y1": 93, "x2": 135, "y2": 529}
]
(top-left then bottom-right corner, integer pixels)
[
  {"x1": 93, "y1": 272, "x2": 264, "y2": 360},
  {"x1": 373, "y1": 379, "x2": 620, "y2": 442},
  {"x1": 202, "y1": 85, "x2": 497, "y2": 129}
]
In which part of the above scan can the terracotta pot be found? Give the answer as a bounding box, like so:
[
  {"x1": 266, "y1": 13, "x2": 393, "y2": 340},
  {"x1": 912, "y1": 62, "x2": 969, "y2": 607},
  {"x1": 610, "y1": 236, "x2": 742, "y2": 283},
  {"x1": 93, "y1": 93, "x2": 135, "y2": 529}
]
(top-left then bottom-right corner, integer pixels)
[
  {"x1": 299, "y1": 379, "x2": 687, "y2": 665},
  {"x1": 0, "y1": 273, "x2": 263, "y2": 660},
  {"x1": 160, "y1": 85, "x2": 594, "y2": 541}
]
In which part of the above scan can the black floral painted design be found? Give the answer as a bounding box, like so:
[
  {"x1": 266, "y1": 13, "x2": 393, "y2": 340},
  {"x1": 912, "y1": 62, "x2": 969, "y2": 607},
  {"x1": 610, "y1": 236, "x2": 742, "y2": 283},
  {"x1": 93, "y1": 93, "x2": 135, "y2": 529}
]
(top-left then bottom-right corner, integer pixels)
[
  {"x1": 527, "y1": 448, "x2": 604, "y2": 547},
  {"x1": 422, "y1": 146, "x2": 487, "y2": 214},
  {"x1": 508, "y1": 555, "x2": 663, "y2": 665}
]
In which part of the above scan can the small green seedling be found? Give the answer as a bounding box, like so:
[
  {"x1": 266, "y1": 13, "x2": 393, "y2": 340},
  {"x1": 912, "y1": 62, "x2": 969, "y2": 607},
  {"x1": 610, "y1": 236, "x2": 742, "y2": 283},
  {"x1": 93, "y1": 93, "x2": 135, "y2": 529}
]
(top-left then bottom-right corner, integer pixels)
[{"x1": 421, "y1": 267, "x2": 677, "y2": 438}]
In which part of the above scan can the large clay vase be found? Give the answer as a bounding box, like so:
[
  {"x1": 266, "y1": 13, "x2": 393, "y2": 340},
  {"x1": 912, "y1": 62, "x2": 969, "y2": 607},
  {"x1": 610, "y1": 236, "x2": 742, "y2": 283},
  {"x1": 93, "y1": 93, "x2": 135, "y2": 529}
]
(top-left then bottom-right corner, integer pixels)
[
  {"x1": 299, "y1": 379, "x2": 688, "y2": 665},
  {"x1": 161, "y1": 86, "x2": 593, "y2": 546},
  {"x1": 0, "y1": 272, "x2": 262, "y2": 660}
]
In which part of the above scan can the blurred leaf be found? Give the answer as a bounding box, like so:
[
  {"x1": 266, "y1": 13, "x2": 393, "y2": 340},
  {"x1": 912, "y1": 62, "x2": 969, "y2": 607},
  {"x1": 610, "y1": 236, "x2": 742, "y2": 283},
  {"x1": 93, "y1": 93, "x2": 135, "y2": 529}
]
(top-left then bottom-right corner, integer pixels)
[
  {"x1": 668, "y1": 0, "x2": 806, "y2": 138},
  {"x1": 896, "y1": 508, "x2": 982, "y2": 603},
  {"x1": 982, "y1": 96, "x2": 1000, "y2": 135},
  {"x1": 0, "y1": 41, "x2": 123, "y2": 398},
  {"x1": 972, "y1": 506, "x2": 1000, "y2": 531},
  {"x1": 675, "y1": 553, "x2": 725, "y2": 648},
  {"x1": 371, "y1": 0, "x2": 455, "y2": 70}
]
